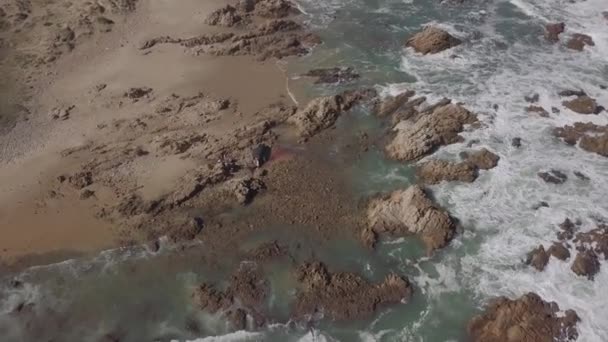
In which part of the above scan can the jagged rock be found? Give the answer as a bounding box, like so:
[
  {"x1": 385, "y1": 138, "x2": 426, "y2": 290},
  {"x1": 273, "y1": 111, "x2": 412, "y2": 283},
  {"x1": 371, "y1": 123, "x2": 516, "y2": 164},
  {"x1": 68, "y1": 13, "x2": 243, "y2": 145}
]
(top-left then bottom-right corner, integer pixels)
[
  {"x1": 571, "y1": 250, "x2": 600, "y2": 280},
  {"x1": 253, "y1": 0, "x2": 299, "y2": 18},
  {"x1": 553, "y1": 122, "x2": 608, "y2": 157},
  {"x1": 374, "y1": 90, "x2": 417, "y2": 117},
  {"x1": 80, "y1": 189, "x2": 95, "y2": 200},
  {"x1": 464, "y1": 148, "x2": 500, "y2": 170},
  {"x1": 416, "y1": 159, "x2": 478, "y2": 184},
  {"x1": 386, "y1": 101, "x2": 478, "y2": 161},
  {"x1": 227, "y1": 308, "x2": 247, "y2": 330},
  {"x1": 231, "y1": 177, "x2": 265, "y2": 204},
  {"x1": 468, "y1": 293, "x2": 579, "y2": 342},
  {"x1": 511, "y1": 137, "x2": 522, "y2": 148},
  {"x1": 574, "y1": 226, "x2": 608, "y2": 259},
  {"x1": 566, "y1": 33, "x2": 595, "y2": 51},
  {"x1": 361, "y1": 227, "x2": 378, "y2": 249},
  {"x1": 562, "y1": 95, "x2": 600, "y2": 114},
  {"x1": 558, "y1": 89, "x2": 586, "y2": 97},
  {"x1": 292, "y1": 262, "x2": 412, "y2": 321},
  {"x1": 526, "y1": 245, "x2": 549, "y2": 271},
  {"x1": 301, "y1": 67, "x2": 360, "y2": 84},
  {"x1": 204, "y1": 5, "x2": 242, "y2": 27},
  {"x1": 287, "y1": 89, "x2": 376, "y2": 138},
  {"x1": 548, "y1": 242, "x2": 570, "y2": 261},
  {"x1": 526, "y1": 105, "x2": 549, "y2": 117},
  {"x1": 538, "y1": 170, "x2": 567, "y2": 184},
  {"x1": 405, "y1": 26, "x2": 461, "y2": 54},
  {"x1": 367, "y1": 185, "x2": 456, "y2": 253},
  {"x1": 544, "y1": 22, "x2": 565, "y2": 43}
]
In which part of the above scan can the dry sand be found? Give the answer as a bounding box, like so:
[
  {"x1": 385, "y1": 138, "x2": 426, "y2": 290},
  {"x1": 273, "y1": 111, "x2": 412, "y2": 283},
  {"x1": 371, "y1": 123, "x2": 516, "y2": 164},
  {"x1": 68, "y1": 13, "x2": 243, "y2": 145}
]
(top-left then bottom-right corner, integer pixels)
[{"x1": 0, "y1": 0, "x2": 298, "y2": 265}]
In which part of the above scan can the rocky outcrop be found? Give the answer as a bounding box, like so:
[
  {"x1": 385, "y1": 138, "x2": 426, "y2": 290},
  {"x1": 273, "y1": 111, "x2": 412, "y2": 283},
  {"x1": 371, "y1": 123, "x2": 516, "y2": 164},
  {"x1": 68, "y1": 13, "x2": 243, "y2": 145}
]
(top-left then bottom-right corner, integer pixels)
[
  {"x1": 292, "y1": 262, "x2": 412, "y2": 321},
  {"x1": 566, "y1": 33, "x2": 595, "y2": 51},
  {"x1": 204, "y1": 5, "x2": 243, "y2": 27},
  {"x1": 366, "y1": 185, "x2": 457, "y2": 253},
  {"x1": 301, "y1": 67, "x2": 360, "y2": 84},
  {"x1": 554, "y1": 122, "x2": 608, "y2": 157},
  {"x1": 193, "y1": 265, "x2": 268, "y2": 329},
  {"x1": 405, "y1": 26, "x2": 461, "y2": 54},
  {"x1": 386, "y1": 100, "x2": 478, "y2": 161},
  {"x1": 374, "y1": 90, "x2": 417, "y2": 118},
  {"x1": 525, "y1": 245, "x2": 549, "y2": 271},
  {"x1": 571, "y1": 250, "x2": 600, "y2": 280},
  {"x1": 463, "y1": 148, "x2": 500, "y2": 170},
  {"x1": 562, "y1": 95, "x2": 601, "y2": 115},
  {"x1": 287, "y1": 89, "x2": 377, "y2": 138},
  {"x1": 468, "y1": 293, "x2": 580, "y2": 342},
  {"x1": 544, "y1": 22, "x2": 565, "y2": 43},
  {"x1": 538, "y1": 169, "x2": 568, "y2": 184}
]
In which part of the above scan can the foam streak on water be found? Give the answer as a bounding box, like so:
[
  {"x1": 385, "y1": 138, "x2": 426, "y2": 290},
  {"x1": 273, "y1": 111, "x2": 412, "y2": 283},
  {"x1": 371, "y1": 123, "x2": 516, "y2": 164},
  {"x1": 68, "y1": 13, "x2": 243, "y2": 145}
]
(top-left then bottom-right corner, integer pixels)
[{"x1": 387, "y1": 0, "x2": 608, "y2": 341}]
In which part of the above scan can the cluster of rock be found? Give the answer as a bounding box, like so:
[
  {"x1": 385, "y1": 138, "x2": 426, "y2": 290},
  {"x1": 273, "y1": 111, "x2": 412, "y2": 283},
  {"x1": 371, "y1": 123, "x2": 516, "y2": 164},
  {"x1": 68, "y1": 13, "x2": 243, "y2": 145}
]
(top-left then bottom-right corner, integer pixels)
[
  {"x1": 193, "y1": 260, "x2": 412, "y2": 329},
  {"x1": 468, "y1": 292, "x2": 580, "y2": 342},
  {"x1": 416, "y1": 148, "x2": 500, "y2": 184},
  {"x1": 138, "y1": 0, "x2": 320, "y2": 60},
  {"x1": 554, "y1": 122, "x2": 608, "y2": 158},
  {"x1": 405, "y1": 26, "x2": 462, "y2": 54},
  {"x1": 544, "y1": 22, "x2": 595, "y2": 51},
  {"x1": 526, "y1": 219, "x2": 608, "y2": 280},
  {"x1": 522, "y1": 89, "x2": 603, "y2": 119},
  {"x1": 384, "y1": 96, "x2": 478, "y2": 161},
  {"x1": 365, "y1": 185, "x2": 456, "y2": 253}
]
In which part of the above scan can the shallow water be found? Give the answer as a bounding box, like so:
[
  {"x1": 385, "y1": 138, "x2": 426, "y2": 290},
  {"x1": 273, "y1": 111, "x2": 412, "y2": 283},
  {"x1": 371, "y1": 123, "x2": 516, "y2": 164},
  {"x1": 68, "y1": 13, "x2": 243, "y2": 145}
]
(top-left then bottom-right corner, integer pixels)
[{"x1": 2, "y1": 0, "x2": 608, "y2": 340}]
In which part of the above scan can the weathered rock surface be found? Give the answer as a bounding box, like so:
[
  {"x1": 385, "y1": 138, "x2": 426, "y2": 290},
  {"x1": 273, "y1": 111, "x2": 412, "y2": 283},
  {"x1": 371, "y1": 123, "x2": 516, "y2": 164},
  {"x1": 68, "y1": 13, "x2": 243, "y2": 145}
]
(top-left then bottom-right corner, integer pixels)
[
  {"x1": 544, "y1": 22, "x2": 565, "y2": 43},
  {"x1": 374, "y1": 90, "x2": 417, "y2": 118},
  {"x1": 366, "y1": 185, "x2": 456, "y2": 252},
  {"x1": 548, "y1": 242, "x2": 570, "y2": 261},
  {"x1": 292, "y1": 262, "x2": 413, "y2": 321},
  {"x1": 468, "y1": 292, "x2": 580, "y2": 342},
  {"x1": 204, "y1": 5, "x2": 242, "y2": 27},
  {"x1": 562, "y1": 95, "x2": 601, "y2": 114},
  {"x1": 386, "y1": 101, "x2": 478, "y2": 161},
  {"x1": 554, "y1": 122, "x2": 608, "y2": 157},
  {"x1": 301, "y1": 67, "x2": 360, "y2": 84},
  {"x1": 287, "y1": 89, "x2": 376, "y2": 138},
  {"x1": 463, "y1": 148, "x2": 500, "y2": 170},
  {"x1": 538, "y1": 169, "x2": 568, "y2": 184},
  {"x1": 406, "y1": 26, "x2": 461, "y2": 54},
  {"x1": 566, "y1": 33, "x2": 595, "y2": 51}
]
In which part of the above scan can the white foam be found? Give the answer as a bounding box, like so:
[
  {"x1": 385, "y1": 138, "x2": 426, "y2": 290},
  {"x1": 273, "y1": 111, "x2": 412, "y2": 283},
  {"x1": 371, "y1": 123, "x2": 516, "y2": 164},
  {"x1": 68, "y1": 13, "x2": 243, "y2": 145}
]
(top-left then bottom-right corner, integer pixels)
[
  {"x1": 179, "y1": 330, "x2": 264, "y2": 342},
  {"x1": 389, "y1": 0, "x2": 608, "y2": 340}
]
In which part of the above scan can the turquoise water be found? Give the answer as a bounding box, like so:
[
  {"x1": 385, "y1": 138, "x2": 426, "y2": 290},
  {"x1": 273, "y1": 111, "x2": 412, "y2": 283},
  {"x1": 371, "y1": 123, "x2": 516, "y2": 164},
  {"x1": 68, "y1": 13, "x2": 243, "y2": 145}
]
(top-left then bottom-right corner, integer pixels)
[{"x1": 3, "y1": 0, "x2": 608, "y2": 340}]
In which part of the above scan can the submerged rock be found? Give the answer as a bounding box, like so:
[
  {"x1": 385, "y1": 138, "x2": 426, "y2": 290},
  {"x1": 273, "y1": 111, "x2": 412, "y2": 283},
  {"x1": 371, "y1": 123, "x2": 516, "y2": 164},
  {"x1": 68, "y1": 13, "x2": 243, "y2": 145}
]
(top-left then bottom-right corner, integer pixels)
[
  {"x1": 511, "y1": 137, "x2": 522, "y2": 148},
  {"x1": 468, "y1": 293, "x2": 580, "y2": 342},
  {"x1": 526, "y1": 105, "x2": 549, "y2": 117},
  {"x1": 405, "y1": 26, "x2": 461, "y2": 54},
  {"x1": 544, "y1": 22, "x2": 565, "y2": 43},
  {"x1": 366, "y1": 185, "x2": 456, "y2": 253},
  {"x1": 566, "y1": 33, "x2": 595, "y2": 51},
  {"x1": 301, "y1": 67, "x2": 360, "y2": 84},
  {"x1": 292, "y1": 262, "x2": 413, "y2": 321},
  {"x1": 538, "y1": 170, "x2": 568, "y2": 184},
  {"x1": 386, "y1": 101, "x2": 478, "y2": 161}
]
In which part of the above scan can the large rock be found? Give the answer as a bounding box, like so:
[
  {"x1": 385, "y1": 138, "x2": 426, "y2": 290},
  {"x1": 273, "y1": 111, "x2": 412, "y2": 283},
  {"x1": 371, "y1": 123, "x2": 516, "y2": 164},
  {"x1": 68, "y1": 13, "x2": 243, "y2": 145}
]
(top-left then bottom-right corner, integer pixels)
[
  {"x1": 468, "y1": 293, "x2": 580, "y2": 342},
  {"x1": 554, "y1": 122, "x2": 608, "y2": 157},
  {"x1": 464, "y1": 148, "x2": 500, "y2": 170},
  {"x1": 562, "y1": 95, "x2": 601, "y2": 114},
  {"x1": 405, "y1": 26, "x2": 461, "y2": 54},
  {"x1": 544, "y1": 22, "x2": 565, "y2": 43},
  {"x1": 366, "y1": 185, "x2": 456, "y2": 253},
  {"x1": 416, "y1": 159, "x2": 478, "y2": 184},
  {"x1": 292, "y1": 262, "x2": 412, "y2": 321},
  {"x1": 525, "y1": 245, "x2": 549, "y2": 271},
  {"x1": 287, "y1": 89, "x2": 376, "y2": 138},
  {"x1": 574, "y1": 226, "x2": 608, "y2": 259},
  {"x1": 386, "y1": 102, "x2": 478, "y2": 161},
  {"x1": 566, "y1": 33, "x2": 595, "y2": 51},
  {"x1": 374, "y1": 90, "x2": 417, "y2": 117}
]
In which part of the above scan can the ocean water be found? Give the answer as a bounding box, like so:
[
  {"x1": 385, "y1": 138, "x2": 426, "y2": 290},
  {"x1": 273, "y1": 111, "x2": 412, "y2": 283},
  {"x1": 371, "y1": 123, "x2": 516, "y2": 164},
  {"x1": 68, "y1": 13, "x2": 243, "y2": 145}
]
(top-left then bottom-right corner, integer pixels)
[{"x1": 2, "y1": 0, "x2": 608, "y2": 341}]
